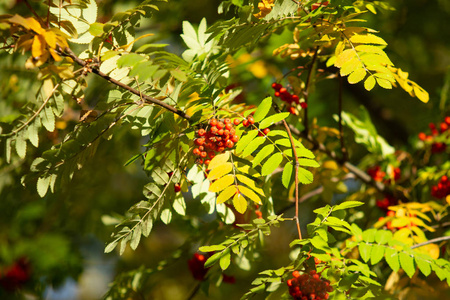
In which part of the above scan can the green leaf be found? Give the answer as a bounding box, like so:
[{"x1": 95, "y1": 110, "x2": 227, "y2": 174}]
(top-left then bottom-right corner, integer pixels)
[
  {"x1": 204, "y1": 252, "x2": 222, "y2": 268},
  {"x1": 362, "y1": 229, "x2": 377, "y2": 243},
  {"x1": 252, "y1": 144, "x2": 275, "y2": 167},
  {"x1": 42, "y1": 106, "x2": 55, "y2": 132},
  {"x1": 358, "y1": 243, "x2": 372, "y2": 262},
  {"x1": 170, "y1": 69, "x2": 187, "y2": 82},
  {"x1": 375, "y1": 230, "x2": 392, "y2": 245},
  {"x1": 236, "y1": 130, "x2": 258, "y2": 154},
  {"x1": 310, "y1": 235, "x2": 331, "y2": 251},
  {"x1": 297, "y1": 158, "x2": 320, "y2": 168},
  {"x1": 370, "y1": 244, "x2": 385, "y2": 265},
  {"x1": 384, "y1": 247, "x2": 400, "y2": 272},
  {"x1": 104, "y1": 240, "x2": 119, "y2": 253},
  {"x1": 89, "y1": 22, "x2": 104, "y2": 36},
  {"x1": 399, "y1": 252, "x2": 415, "y2": 278},
  {"x1": 253, "y1": 97, "x2": 272, "y2": 122},
  {"x1": 37, "y1": 176, "x2": 50, "y2": 198},
  {"x1": 297, "y1": 167, "x2": 313, "y2": 184},
  {"x1": 117, "y1": 53, "x2": 146, "y2": 68},
  {"x1": 15, "y1": 133, "x2": 27, "y2": 159},
  {"x1": 261, "y1": 152, "x2": 283, "y2": 176},
  {"x1": 199, "y1": 245, "x2": 226, "y2": 252},
  {"x1": 415, "y1": 255, "x2": 432, "y2": 276},
  {"x1": 27, "y1": 121, "x2": 39, "y2": 147},
  {"x1": 220, "y1": 250, "x2": 231, "y2": 270},
  {"x1": 282, "y1": 162, "x2": 293, "y2": 189},
  {"x1": 259, "y1": 112, "x2": 290, "y2": 129},
  {"x1": 334, "y1": 201, "x2": 364, "y2": 211},
  {"x1": 242, "y1": 136, "x2": 266, "y2": 157},
  {"x1": 130, "y1": 225, "x2": 142, "y2": 250}
]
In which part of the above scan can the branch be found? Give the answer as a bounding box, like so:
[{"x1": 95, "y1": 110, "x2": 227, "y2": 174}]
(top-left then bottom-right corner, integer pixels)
[
  {"x1": 60, "y1": 47, "x2": 191, "y2": 121},
  {"x1": 411, "y1": 236, "x2": 450, "y2": 249}
]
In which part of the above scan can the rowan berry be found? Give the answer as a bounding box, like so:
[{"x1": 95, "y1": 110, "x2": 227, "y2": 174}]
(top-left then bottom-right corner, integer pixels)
[
  {"x1": 197, "y1": 128, "x2": 206, "y2": 136},
  {"x1": 210, "y1": 126, "x2": 218, "y2": 134},
  {"x1": 231, "y1": 135, "x2": 239, "y2": 143},
  {"x1": 225, "y1": 123, "x2": 233, "y2": 130},
  {"x1": 193, "y1": 148, "x2": 201, "y2": 156},
  {"x1": 174, "y1": 183, "x2": 181, "y2": 193},
  {"x1": 217, "y1": 146, "x2": 225, "y2": 152},
  {"x1": 247, "y1": 116, "x2": 255, "y2": 124},
  {"x1": 217, "y1": 122, "x2": 224, "y2": 129},
  {"x1": 242, "y1": 119, "x2": 249, "y2": 127},
  {"x1": 263, "y1": 128, "x2": 270, "y2": 135},
  {"x1": 200, "y1": 151, "x2": 207, "y2": 158},
  {"x1": 218, "y1": 129, "x2": 224, "y2": 135},
  {"x1": 300, "y1": 102, "x2": 307, "y2": 109},
  {"x1": 204, "y1": 159, "x2": 211, "y2": 165},
  {"x1": 194, "y1": 138, "x2": 205, "y2": 146},
  {"x1": 233, "y1": 119, "x2": 241, "y2": 126},
  {"x1": 418, "y1": 132, "x2": 427, "y2": 141},
  {"x1": 224, "y1": 118, "x2": 231, "y2": 124},
  {"x1": 289, "y1": 106, "x2": 296, "y2": 115},
  {"x1": 226, "y1": 140, "x2": 234, "y2": 148},
  {"x1": 210, "y1": 118, "x2": 218, "y2": 126}
]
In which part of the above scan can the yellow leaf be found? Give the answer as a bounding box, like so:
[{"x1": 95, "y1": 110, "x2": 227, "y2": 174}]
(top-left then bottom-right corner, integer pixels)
[
  {"x1": 217, "y1": 185, "x2": 237, "y2": 204},
  {"x1": 208, "y1": 152, "x2": 230, "y2": 170},
  {"x1": 209, "y1": 175, "x2": 234, "y2": 193},
  {"x1": 207, "y1": 162, "x2": 233, "y2": 180},
  {"x1": 446, "y1": 195, "x2": 450, "y2": 205},
  {"x1": 335, "y1": 41, "x2": 345, "y2": 57},
  {"x1": 43, "y1": 31, "x2": 57, "y2": 49},
  {"x1": 421, "y1": 243, "x2": 440, "y2": 259},
  {"x1": 364, "y1": 75, "x2": 376, "y2": 91},
  {"x1": 31, "y1": 34, "x2": 46, "y2": 58},
  {"x1": 238, "y1": 185, "x2": 262, "y2": 204},
  {"x1": 350, "y1": 33, "x2": 387, "y2": 45},
  {"x1": 25, "y1": 17, "x2": 44, "y2": 34},
  {"x1": 236, "y1": 174, "x2": 264, "y2": 196},
  {"x1": 340, "y1": 57, "x2": 362, "y2": 76},
  {"x1": 49, "y1": 48, "x2": 62, "y2": 61},
  {"x1": 413, "y1": 84, "x2": 429, "y2": 103},
  {"x1": 335, "y1": 49, "x2": 356, "y2": 68},
  {"x1": 323, "y1": 160, "x2": 338, "y2": 170},
  {"x1": 376, "y1": 77, "x2": 392, "y2": 89},
  {"x1": 347, "y1": 68, "x2": 366, "y2": 84},
  {"x1": 233, "y1": 192, "x2": 247, "y2": 214}
]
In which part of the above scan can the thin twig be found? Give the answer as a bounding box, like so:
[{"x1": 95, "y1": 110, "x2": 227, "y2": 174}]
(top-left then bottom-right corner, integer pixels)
[
  {"x1": 276, "y1": 186, "x2": 324, "y2": 215},
  {"x1": 60, "y1": 47, "x2": 191, "y2": 121},
  {"x1": 275, "y1": 104, "x2": 302, "y2": 240},
  {"x1": 303, "y1": 47, "x2": 319, "y2": 134},
  {"x1": 411, "y1": 236, "x2": 450, "y2": 249},
  {"x1": 23, "y1": 0, "x2": 45, "y2": 27}
]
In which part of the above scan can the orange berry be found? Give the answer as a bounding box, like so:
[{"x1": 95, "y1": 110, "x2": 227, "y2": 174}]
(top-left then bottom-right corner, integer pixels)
[
  {"x1": 210, "y1": 126, "x2": 218, "y2": 134},
  {"x1": 247, "y1": 116, "x2": 255, "y2": 124},
  {"x1": 231, "y1": 135, "x2": 239, "y2": 143},
  {"x1": 263, "y1": 128, "x2": 270, "y2": 135},
  {"x1": 210, "y1": 118, "x2": 217, "y2": 126},
  {"x1": 193, "y1": 148, "x2": 200, "y2": 156},
  {"x1": 217, "y1": 146, "x2": 225, "y2": 152},
  {"x1": 225, "y1": 123, "x2": 233, "y2": 130},
  {"x1": 204, "y1": 159, "x2": 211, "y2": 165},
  {"x1": 242, "y1": 119, "x2": 249, "y2": 127},
  {"x1": 200, "y1": 151, "x2": 207, "y2": 158},
  {"x1": 233, "y1": 119, "x2": 241, "y2": 126},
  {"x1": 194, "y1": 138, "x2": 205, "y2": 146},
  {"x1": 197, "y1": 129, "x2": 206, "y2": 136},
  {"x1": 217, "y1": 122, "x2": 224, "y2": 129},
  {"x1": 224, "y1": 118, "x2": 231, "y2": 124},
  {"x1": 226, "y1": 140, "x2": 234, "y2": 148},
  {"x1": 218, "y1": 129, "x2": 224, "y2": 135}
]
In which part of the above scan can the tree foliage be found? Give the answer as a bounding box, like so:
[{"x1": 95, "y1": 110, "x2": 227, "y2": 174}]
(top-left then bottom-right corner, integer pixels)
[{"x1": 0, "y1": 0, "x2": 449, "y2": 299}]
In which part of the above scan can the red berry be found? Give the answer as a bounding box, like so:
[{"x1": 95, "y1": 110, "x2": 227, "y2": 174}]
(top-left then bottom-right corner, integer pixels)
[
  {"x1": 440, "y1": 122, "x2": 448, "y2": 132},
  {"x1": 242, "y1": 119, "x2": 249, "y2": 127},
  {"x1": 193, "y1": 148, "x2": 201, "y2": 156},
  {"x1": 263, "y1": 128, "x2": 270, "y2": 135},
  {"x1": 445, "y1": 116, "x2": 450, "y2": 125},
  {"x1": 210, "y1": 126, "x2": 218, "y2": 134},
  {"x1": 204, "y1": 159, "x2": 211, "y2": 165},
  {"x1": 300, "y1": 102, "x2": 308, "y2": 109},
  {"x1": 217, "y1": 122, "x2": 224, "y2": 129},
  {"x1": 225, "y1": 123, "x2": 233, "y2": 130},
  {"x1": 195, "y1": 138, "x2": 205, "y2": 146},
  {"x1": 247, "y1": 116, "x2": 255, "y2": 124},
  {"x1": 289, "y1": 106, "x2": 296, "y2": 115},
  {"x1": 224, "y1": 118, "x2": 231, "y2": 124},
  {"x1": 174, "y1": 183, "x2": 181, "y2": 193},
  {"x1": 418, "y1": 132, "x2": 427, "y2": 141},
  {"x1": 233, "y1": 119, "x2": 241, "y2": 126},
  {"x1": 217, "y1": 146, "x2": 225, "y2": 152},
  {"x1": 197, "y1": 129, "x2": 206, "y2": 136},
  {"x1": 226, "y1": 140, "x2": 234, "y2": 148},
  {"x1": 274, "y1": 91, "x2": 280, "y2": 97},
  {"x1": 231, "y1": 135, "x2": 239, "y2": 143},
  {"x1": 218, "y1": 129, "x2": 224, "y2": 135},
  {"x1": 210, "y1": 118, "x2": 218, "y2": 126},
  {"x1": 200, "y1": 151, "x2": 207, "y2": 158}
]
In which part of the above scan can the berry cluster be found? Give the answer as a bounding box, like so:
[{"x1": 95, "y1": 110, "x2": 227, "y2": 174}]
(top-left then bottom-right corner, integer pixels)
[
  {"x1": 378, "y1": 210, "x2": 395, "y2": 231},
  {"x1": 287, "y1": 270, "x2": 333, "y2": 300},
  {"x1": 0, "y1": 258, "x2": 31, "y2": 292},
  {"x1": 431, "y1": 175, "x2": 450, "y2": 199},
  {"x1": 271, "y1": 83, "x2": 306, "y2": 115},
  {"x1": 188, "y1": 253, "x2": 209, "y2": 281},
  {"x1": 418, "y1": 117, "x2": 450, "y2": 153},
  {"x1": 193, "y1": 118, "x2": 240, "y2": 165}
]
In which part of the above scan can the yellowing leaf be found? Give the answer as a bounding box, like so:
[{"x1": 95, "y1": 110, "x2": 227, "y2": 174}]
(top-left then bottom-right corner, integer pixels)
[
  {"x1": 217, "y1": 185, "x2": 237, "y2": 204},
  {"x1": 335, "y1": 49, "x2": 356, "y2": 68},
  {"x1": 207, "y1": 162, "x2": 233, "y2": 180},
  {"x1": 347, "y1": 68, "x2": 366, "y2": 84},
  {"x1": 238, "y1": 185, "x2": 261, "y2": 204},
  {"x1": 209, "y1": 175, "x2": 234, "y2": 193},
  {"x1": 25, "y1": 17, "x2": 44, "y2": 34},
  {"x1": 31, "y1": 34, "x2": 46, "y2": 58},
  {"x1": 208, "y1": 152, "x2": 230, "y2": 170},
  {"x1": 413, "y1": 84, "x2": 429, "y2": 103},
  {"x1": 364, "y1": 75, "x2": 376, "y2": 91},
  {"x1": 335, "y1": 41, "x2": 345, "y2": 57},
  {"x1": 376, "y1": 77, "x2": 392, "y2": 89},
  {"x1": 7, "y1": 15, "x2": 30, "y2": 29},
  {"x1": 236, "y1": 174, "x2": 264, "y2": 196},
  {"x1": 350, "y1": 33, "x2": 387, "y2": 45},
  {"x1": 43, "y1": 31, "x2": 57, "y2": 49},
  {"x1": 340, "y1": 57, "x2": 362, "y2": 76},
  {"x1": 233, "y1": 192, "x2": 247, "y2": 214}
]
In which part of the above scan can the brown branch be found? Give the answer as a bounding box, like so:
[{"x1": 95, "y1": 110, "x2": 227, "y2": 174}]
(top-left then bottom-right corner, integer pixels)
[
  {"x1": 411, "y1": 236, "x2": 450, "y2": 249},
  {"x1": 302, "y1": 47, "x2": 319, "y2": 134},
  {"x1": 23, "y1": 0, "x2": 46, "y2": 27},
  {"x1": 60, "y1": 47, "x2": 191, "y2": 121}
]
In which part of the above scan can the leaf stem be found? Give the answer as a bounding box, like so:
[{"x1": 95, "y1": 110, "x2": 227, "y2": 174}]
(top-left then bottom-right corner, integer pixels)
[
  {"x1": 411, "y1": 236, "x2": 450, "y2": 249},
  {"x1": 303, "y1": 47, "x2": 319, "y2": 135}
]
